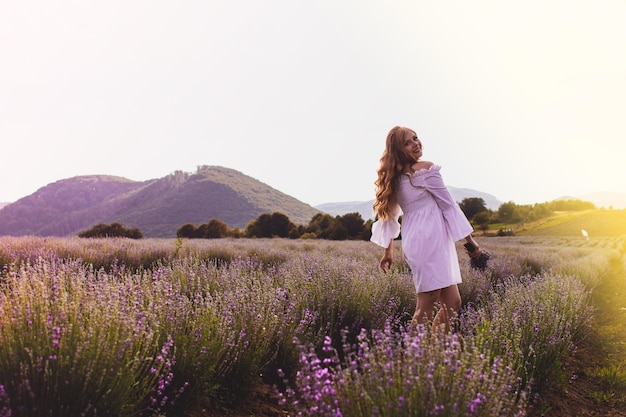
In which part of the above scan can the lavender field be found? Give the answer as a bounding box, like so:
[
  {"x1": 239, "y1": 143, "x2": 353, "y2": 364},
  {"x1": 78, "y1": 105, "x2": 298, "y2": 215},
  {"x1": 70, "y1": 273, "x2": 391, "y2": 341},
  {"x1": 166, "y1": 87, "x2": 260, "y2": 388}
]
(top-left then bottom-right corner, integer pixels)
[{"x1": 0, "y1": 235, "x2": 624, "y2": 416}]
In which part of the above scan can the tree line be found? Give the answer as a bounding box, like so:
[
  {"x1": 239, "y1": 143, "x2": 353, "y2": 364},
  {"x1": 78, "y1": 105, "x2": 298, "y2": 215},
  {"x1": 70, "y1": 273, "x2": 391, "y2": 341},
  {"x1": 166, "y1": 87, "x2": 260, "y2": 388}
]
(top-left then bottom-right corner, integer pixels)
[
  {"x1": 459, "y1": 197, "x2": 596, "y2": 233},
  {"x1": 176, "y1": 211, "x2": 374, "y2": 240},
  {"x1": 77, "y1": 198, "x2": 596, "y2": 240},
  {"x1": 78, "y1": 222, "x2": 143, "y2": 239}
]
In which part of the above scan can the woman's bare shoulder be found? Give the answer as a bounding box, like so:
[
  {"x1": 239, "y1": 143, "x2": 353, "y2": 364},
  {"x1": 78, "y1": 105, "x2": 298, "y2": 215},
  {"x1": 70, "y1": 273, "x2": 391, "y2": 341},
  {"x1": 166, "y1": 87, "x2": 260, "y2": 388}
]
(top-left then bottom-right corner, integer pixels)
[{"x1": 411, "y1": 160, "x2": 434, "y2": 171}]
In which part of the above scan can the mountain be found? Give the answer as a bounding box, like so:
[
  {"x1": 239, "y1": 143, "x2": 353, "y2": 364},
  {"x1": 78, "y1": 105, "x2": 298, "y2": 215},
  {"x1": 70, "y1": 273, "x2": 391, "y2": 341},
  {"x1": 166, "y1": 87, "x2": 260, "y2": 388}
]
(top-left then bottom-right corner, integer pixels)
[
  {"x1": 446, "y1": 186, "x2": 502, "y2": 210},
  {"x1": 316, "y1": 186, "x2": 502, "y2": 219},
  {"x1": 316, "y1": 201, "x2": 378, "y2": 221},
  {"x1": 0, "y1": 166, "x2": 320, "y2": 238}
]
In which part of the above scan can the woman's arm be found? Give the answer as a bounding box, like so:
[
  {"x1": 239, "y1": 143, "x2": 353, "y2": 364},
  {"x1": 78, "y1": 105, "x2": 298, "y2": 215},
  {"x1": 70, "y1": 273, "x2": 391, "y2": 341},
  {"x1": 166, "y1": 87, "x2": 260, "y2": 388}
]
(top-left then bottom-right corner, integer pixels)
[
  {"x1": 370, "y1": 204, "x2": 402, "y2": 248},
  {"x1": 380, "y1": 239, "x2": 394, "y2": 273},
  {"x1": 465, "y1": 234, "x2": 479, "y2": 249},
  {"x1": 464, "y1": 234, "x2": 483, "y2": 257},
  {"x1": 422, "y1": 167, "x2": 475, "y2": 241}
]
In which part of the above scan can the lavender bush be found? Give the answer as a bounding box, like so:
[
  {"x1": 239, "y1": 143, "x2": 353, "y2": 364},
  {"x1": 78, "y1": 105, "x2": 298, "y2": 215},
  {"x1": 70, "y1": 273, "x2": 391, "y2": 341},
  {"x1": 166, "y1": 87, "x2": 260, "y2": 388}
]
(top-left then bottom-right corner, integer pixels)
[
  {"x1": 0, "y1": 257, "x2": 177, "y2": 416},
  {"x1": 282, "y1": 325, "x2": 527, "y2": 417},
  {"x1": 0, "y1": 235, "x2": 621, "y2": 415},
  {"x1": 154, "y1": 257, "x2": 295, "y2": 405},
  {"x1": 463, "y1": 274, "x2": 592, "y2": 392}
]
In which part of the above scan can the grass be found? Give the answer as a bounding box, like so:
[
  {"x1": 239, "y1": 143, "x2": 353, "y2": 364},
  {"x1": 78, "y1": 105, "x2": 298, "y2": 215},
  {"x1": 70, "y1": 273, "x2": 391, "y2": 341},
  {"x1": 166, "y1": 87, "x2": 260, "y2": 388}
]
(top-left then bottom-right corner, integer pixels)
[
  {"x1": 586, "y1": 254, "x2": 626, "y2": 408},
  {"x1": 524, "y1": 237, "x2": 626, "y2": 416},
  {"x1": 591, "y1": 364, "x2": 626, "y2": 401},
  {"x1": 493, "y1": 208, "x2": 626, "y2": 237}
]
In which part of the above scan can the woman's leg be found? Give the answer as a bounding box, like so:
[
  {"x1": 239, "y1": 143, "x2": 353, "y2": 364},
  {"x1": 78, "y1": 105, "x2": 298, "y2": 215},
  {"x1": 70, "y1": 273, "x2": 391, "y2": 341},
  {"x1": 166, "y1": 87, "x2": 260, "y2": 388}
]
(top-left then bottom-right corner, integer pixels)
[
  {"x1": 411, "y1": 289, "x2": 441, "y2": 326},
  {"x1": 432, "y1": 285, "x2": 461, "y2": 332}
]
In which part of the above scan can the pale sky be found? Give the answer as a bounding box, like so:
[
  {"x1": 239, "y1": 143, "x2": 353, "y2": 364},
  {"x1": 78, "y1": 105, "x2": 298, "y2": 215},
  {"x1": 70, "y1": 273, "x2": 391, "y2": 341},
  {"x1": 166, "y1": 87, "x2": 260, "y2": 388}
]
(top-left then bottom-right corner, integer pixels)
[{"x1": 1, "y1": 0, "x2": 625, "y2": 207}]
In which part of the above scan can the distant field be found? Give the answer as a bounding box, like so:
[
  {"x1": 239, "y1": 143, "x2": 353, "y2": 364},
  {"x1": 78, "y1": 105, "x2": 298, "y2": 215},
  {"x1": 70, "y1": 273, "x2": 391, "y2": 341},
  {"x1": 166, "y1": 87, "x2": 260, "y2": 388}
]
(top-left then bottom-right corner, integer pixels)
[{"x1": 517, "y1": 209, "x2": 626, "y2": 237}]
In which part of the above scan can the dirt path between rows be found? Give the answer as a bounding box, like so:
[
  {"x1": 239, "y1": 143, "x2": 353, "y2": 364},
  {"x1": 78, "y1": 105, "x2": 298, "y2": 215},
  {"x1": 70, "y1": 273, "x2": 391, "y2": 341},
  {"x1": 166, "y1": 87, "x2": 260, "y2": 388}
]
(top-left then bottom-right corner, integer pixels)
[{"x1": 528, "y1": 250, "x2": 626, "y2": 416}]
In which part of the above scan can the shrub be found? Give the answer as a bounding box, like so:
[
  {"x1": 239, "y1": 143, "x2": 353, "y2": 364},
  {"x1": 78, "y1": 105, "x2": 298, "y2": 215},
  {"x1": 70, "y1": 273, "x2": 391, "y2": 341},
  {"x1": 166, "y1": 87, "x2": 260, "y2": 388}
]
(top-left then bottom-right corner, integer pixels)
[
  {"x1": 282, "y1": 325, "x2": 527, "y2": 417},
  {"x1": 0, "y1": 258, "x2": 177, "y2": 416},
  {"x1": 78, "y1": 222, "x2": 143, "y2": 239},
  {"x1": 245, "y1": 212, "x2": 298, "y2": 238},
  {"x1": 464, "y1": 274, "x2": 592, "y2": 392}
]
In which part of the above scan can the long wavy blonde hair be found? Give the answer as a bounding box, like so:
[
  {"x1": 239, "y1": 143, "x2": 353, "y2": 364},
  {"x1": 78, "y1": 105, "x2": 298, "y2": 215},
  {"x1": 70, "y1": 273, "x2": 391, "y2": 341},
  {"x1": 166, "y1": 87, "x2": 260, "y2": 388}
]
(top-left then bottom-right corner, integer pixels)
[{"x1": 373, "y1": 126, "x2": 419, "y2": 220}]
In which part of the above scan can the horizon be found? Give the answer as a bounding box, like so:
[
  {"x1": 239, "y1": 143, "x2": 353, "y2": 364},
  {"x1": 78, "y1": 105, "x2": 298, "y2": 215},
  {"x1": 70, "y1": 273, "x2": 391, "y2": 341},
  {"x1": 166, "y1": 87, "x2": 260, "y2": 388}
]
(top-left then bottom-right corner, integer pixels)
[
  {"x1": 1, "y1": 168, "x2": 625, "y2": 211},
  {"x1": 1, "y1": 1, "x2": 625, "y2": 206}
]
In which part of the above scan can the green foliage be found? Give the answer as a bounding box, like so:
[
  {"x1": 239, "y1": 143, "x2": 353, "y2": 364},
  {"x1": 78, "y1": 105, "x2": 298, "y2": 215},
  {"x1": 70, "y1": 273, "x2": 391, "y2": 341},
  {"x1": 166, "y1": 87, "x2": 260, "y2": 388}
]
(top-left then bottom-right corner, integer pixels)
[
  {"x1": 78, "y1": 222, "x2": 143, "y2": 239},
  {"x1": 238, "y1": 211, "x2": 370, "y2": 240},
  {"x1": 244, "y1": 212, "x2": 297, "y2": 238},
  {"x1": 524, "y1": 209, "x2": 626, "y2": 237},
  {"x1": 177, "y1": 219, "x2": 241, "y2": 239},
  {"x1": 304, "y1": 213, "x2": 336, "y2": 239},
  {"x1": 491, "y1": 199, "x2": 595, "y2": 226},
  {"x1": 592, "y1": 364, "x2": 626, "y2": 391},
  {"x1": 301, "y1": 212, "x2": 369, "y2": 240},
  {"x1": 337, "y1": 212, "x2": 370, "y2": 240},
  {"x1": 590, "y1": 364, "x2": 626, "y2": 406},
  {"x1": 472, "y1": 210, "x2": 491, "y2": 226},
  {"x1": 176, "y1": 223, "x2": 197, "y2": 238},
  {"x1": 549, "y1": 198, "x2": 596, "y2": 211},
  {"x1": 497, "y1": 201, "x2": 520, "y2": 223},
  {"x1": 459, "y1": 197, "x2": 488, "y2": 220},
  {"x1": 205, "y1": 219, "x2": 235, "y2": 238}
]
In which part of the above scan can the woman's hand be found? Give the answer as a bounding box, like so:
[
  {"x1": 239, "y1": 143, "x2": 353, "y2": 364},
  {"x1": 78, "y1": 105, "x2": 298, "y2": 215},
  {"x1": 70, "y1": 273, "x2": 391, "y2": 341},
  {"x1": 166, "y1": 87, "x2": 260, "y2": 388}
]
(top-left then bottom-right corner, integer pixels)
[
  {"x1": 465, "y1": 235, "x2": 483, "y2": 258},
  {"x1": 380, "y1": 247, "x2": 393, "y2": 273},
  {"x1": 380, "y1": 243, "x2": 394, "y2": 273},
  {"x1": 465, "y1": 235, "x2": 481, "y2": 257},
  {"x1": 380, "y1": 253, "x2": 393, "y2": 273}
]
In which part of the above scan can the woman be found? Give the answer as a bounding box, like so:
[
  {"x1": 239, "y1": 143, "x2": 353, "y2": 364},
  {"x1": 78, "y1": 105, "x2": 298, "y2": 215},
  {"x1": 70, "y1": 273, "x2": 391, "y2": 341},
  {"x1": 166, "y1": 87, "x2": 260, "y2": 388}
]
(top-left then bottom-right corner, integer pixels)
[{"x1": 371, "y1": 126, "x2": 482, "y2": 331}]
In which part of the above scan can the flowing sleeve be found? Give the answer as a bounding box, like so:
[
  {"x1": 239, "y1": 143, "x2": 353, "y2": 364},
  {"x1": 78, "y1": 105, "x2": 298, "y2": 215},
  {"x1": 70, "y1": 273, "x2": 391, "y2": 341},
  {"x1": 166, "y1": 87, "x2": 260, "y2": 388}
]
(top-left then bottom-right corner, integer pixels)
[
  {"x1": 424, "y1": 166, "x2": 474, "y2": 241},
  {"x1": 370, "y1": 204, "x2": 402, "y2": 248}
]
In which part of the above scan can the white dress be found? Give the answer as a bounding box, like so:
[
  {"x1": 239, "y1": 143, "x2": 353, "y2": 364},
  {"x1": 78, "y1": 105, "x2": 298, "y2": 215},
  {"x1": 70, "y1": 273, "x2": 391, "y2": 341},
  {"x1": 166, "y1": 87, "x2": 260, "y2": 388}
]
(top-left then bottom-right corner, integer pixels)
[{"x1": 371, "y1": 165, "x2": 474, "y2": 293}]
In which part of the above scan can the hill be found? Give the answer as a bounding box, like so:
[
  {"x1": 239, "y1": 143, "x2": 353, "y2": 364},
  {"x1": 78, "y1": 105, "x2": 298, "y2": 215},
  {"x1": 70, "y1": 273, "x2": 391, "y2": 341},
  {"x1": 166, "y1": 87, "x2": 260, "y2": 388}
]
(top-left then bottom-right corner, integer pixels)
[
  {"x1": 0, "y1": 166, "x2": 320, "y2": 238},
  {"x1": 316, "y1": 186, "x2": 502, "y2": 219},
  {"x1": 578, "y1": 191, "x2": 626, "y2": 209},
  {"x1": 518, "y1": 209, "x2": 626, "y2": 237}
]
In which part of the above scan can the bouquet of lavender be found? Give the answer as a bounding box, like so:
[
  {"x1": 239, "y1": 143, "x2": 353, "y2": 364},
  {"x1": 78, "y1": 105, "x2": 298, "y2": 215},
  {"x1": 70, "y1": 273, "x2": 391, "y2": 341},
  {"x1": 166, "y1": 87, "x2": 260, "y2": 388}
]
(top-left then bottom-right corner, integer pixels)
[{"x1": 464, "y1": 242, "x2": 491, "y2": 271}]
